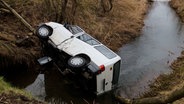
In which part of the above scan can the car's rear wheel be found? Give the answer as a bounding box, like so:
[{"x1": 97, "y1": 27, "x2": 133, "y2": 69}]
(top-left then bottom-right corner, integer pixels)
[{"x1": 68, "y1": 56, "x2": 87, "y2": 70}]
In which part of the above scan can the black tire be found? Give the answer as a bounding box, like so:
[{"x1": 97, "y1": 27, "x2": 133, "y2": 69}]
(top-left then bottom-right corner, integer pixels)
[
  {"x1": 68, "y1": 56, "x2": 87, "y2": 69},
  {"x1": 36, "y1": 25, "x2": 53, "y2": 39}
]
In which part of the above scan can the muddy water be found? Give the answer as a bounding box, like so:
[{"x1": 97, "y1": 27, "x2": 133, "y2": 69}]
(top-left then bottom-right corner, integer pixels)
[
  {"x1": 117, "y1": 1, "x2": 184, "y2": 98},
  {"x1": 4, "y1": 1, "x2": 184, "y2": 103}
]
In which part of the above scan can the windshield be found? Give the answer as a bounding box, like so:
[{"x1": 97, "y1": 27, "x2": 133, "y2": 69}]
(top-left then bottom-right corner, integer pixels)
[
  {"x1": 68, "y1": 25, "x2": 83, "y2": 34},
  {"x1": 77, "y1": 33, "x2": 100, "y2": 45}
]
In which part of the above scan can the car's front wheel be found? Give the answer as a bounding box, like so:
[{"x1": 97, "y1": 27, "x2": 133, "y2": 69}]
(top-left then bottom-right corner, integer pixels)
[
  {"x1": 36, "y1": 24, "x2": 53, "y2": 39},
  {"x1": 68, "y1": 56, "x2": 87, "y2": 71}
]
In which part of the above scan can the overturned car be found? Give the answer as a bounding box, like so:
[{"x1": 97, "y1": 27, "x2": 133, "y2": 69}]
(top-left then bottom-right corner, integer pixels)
[{"x1": 36, "y1": 22, "x2": 121, "y2": 95}]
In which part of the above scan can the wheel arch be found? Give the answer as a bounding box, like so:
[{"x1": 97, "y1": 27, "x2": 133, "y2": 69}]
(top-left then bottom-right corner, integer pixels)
[
  {"x1": 75, "y1": 54, "x2": 91, "y2": 64},
  {"x1": 36, "y1": 24, "x2": 53, "y2": 39}
]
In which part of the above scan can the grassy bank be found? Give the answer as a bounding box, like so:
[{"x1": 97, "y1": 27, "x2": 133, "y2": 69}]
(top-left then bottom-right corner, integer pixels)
[
  {"x1": 0, "y1": 77, "x2": 45, "y2": 104},
  {"x1": 74, "y1": 0, "x2": 148, "y2": 51},
  {"x1": 144, "y1": 52, "x2": 184, "y2": 96}
]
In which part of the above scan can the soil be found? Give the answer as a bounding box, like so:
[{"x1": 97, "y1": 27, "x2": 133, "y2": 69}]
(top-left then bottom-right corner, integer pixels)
[{"x1": 0, "y1": 91, "x2": 45, "y2": 104}]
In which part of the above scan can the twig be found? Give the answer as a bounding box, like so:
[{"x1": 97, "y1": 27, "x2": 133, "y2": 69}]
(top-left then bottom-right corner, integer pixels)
[
  {"x1": 0, "y1": 101, "x2": 8, "y2": 104},
  {"x1": 83, "y1": 98, "x2": 90, "y2": 104},
  {"x1": 70, "y1": 100, "x2": 74, "y2": 104},
  {"x1": 0, "y1": 8, "x2": 10, "y2": 13}
]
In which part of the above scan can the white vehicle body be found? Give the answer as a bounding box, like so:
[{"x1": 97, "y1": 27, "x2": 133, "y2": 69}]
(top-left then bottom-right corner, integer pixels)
[{"x1": 36, "y1": 22, "x2": 121, "y2": 95}]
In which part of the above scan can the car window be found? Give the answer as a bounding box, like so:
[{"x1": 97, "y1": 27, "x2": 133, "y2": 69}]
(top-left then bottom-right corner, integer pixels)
[
  {"x1": 94, "y1": 45, "x2": 117, "y2": 59},
  {"x1": 77, "y1": 33, "x2": 100, "y2": 45},
  {"x1": 69, "y1": 26, "x2": 83, "y2": 34}
]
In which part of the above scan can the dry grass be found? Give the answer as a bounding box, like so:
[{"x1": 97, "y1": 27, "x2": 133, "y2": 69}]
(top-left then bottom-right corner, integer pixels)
[
  {"x1": 74, "y1": 0, "x2": 148, "y2": 51},
  {"x1": 170, "y1": 0, "x2": 184, "y2": 22},
  {"x1": 0, "y1": 77, "x2": 45, "y2": 104},
  {"x1": 173, "y1": 98, "x2": 184, "y2": 104}
]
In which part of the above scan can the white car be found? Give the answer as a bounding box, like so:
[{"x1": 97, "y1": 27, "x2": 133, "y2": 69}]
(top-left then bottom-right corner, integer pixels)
[{"x1": 36, "y1": 22, "x2": 121, "y2": 95}]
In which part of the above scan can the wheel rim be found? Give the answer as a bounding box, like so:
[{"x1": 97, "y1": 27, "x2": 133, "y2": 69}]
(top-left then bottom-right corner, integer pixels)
[
  {"x1": 70, "y1": 57, "x2": 84, "y2": 66},
  {"x1": 38, "y1": 27, "x2": 49, "y2": 37}
]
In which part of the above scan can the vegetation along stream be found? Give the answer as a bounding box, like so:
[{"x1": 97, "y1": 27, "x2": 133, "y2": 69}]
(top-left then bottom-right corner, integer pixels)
[{"x1": 4, "y1": 0, "x2": 184, "y2": 104}]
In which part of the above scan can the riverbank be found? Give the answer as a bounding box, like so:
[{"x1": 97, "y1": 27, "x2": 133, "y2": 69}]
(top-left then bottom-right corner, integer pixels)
[
  {"x1": 170, "y1": 0, "x2": 184, "y2": 22},
  {"x1": 143, "y1": 52, "x2": 184, "y2": 102},
  {"x1": 0, "y1": 0, "x2": 148, "y2": 103}
]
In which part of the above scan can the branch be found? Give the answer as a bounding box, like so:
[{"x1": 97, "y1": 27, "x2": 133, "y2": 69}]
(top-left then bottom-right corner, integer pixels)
[
  {"x1": 105, "y1": 0, "x2": 113, "y2": 12},
  {"x1": 59, "y1": 0, "x2": 68, "y2": 23},
  {"x1": 0, "y1": 0, "x2": 35, "y2": 33},
  {"x1": 100, "y1": 0, "x2": 113, "y2": 13}
]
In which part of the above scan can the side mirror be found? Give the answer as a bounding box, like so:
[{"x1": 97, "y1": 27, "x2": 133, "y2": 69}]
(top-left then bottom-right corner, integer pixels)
[{"x1": 37, "y1": 56, "x2": 52, "y2": 65}]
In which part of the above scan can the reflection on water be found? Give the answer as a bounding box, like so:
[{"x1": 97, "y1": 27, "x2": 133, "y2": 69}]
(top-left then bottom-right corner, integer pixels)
[
  {"x1": 25, "y1": 74, "x2": 46, "y2": 100},
  {"x1": 117, "y1": 1, "x2": 184, "y2": 98},
  {"x1": 4, "y1": 1, "x2": 184, "y2": 103}
]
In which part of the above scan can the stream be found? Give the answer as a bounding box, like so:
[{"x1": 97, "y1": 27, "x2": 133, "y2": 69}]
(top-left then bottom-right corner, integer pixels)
[
  {"x1": 117, "y1": 1, "x2": 184, "y2": 98},
  {"x1": 4, "y1": 1, "x2": 184, "y2": 103}
]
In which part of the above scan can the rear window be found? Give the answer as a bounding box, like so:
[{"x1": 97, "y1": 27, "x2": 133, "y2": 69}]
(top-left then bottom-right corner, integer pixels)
[{"x1": 94, "y1": 45, "x2": 117, "y2": 59}]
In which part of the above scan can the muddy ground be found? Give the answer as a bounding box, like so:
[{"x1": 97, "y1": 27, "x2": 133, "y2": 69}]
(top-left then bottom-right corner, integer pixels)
[{"x1": 0, "y1": 91, "x2": 45, "y2": 104}]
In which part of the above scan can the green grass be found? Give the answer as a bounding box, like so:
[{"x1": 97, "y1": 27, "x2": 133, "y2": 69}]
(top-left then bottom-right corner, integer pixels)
[
  {"x1": 0, "y1": 77, "x2": 46, "y2": 104},
  {"x1": 0, "y1": 77, "x2": 32, "y2": 98}
]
